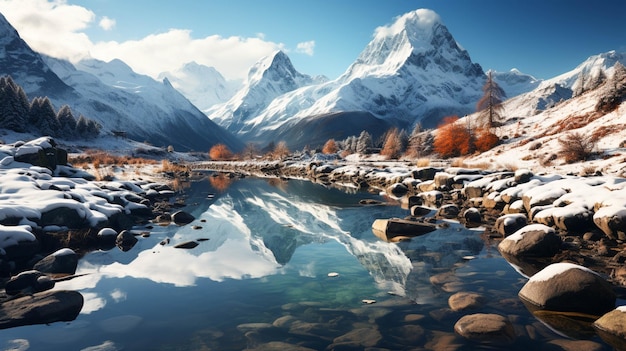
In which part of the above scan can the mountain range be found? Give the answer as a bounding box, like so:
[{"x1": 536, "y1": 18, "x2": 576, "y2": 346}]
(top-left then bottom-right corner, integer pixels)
[
  {"x1": 0, "y1": 12, "x2": 242, "y2": 152},
  {"x1": 0, "y1": 8, "x2": 623, "y2": 152}
]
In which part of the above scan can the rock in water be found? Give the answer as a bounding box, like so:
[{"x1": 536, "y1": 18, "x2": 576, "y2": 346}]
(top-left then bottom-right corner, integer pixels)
[
  {"x1": 33, "y1": 248, "x2": 78, "y2": 275},
  {"x1": 174, "y1": 241, "x2": 199, "y2": 249},
  {"x1": 594, "y1": 307, "x2": 626, "y2": 350},
  {"x1": 519, "y1": 262, "x2": 616, "y2": 316},
  {"x1": 5, "y1": 270, "x2": 54, "y2": 295},
  {"x1": 172, "y1": 211, "x2": 195, "y2": 225},
  {"x1": 0, "y1": 290, "x2": 84, "y2": 329},
  {"x1": 115, "y1": 230, "x2": 138, "y2": 251},
  {"x1": 454, "y1": 313, "x2": 515, "y2": 345}
]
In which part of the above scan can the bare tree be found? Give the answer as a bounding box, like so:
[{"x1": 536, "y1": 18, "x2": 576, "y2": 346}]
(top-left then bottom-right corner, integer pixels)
[
  {"x1": 476, "y1": 71, "x2": 506, "y2": 130},
  {"x1": 558, "y1": 132, "x2": 596, "y2": 163}
]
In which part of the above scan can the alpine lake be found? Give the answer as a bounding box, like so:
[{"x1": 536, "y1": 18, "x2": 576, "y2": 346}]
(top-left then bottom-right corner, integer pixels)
[{"x1": 1, "y1": 173, "x2": 620, "y2": 350}]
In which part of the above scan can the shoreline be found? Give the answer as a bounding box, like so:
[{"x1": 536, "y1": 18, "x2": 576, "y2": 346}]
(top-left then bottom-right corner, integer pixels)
[{"x1": 191, "y1": 159, "x2": 626, "y2": 293}]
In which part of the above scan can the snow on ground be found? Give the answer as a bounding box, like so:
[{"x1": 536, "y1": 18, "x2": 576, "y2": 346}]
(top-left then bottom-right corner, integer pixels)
[
  {"x1": 0, "y1": 136, "x2": 175, "y2": 250},
  {"x1": 462, "y1": 82, "x2": 626, "y2": 176}
]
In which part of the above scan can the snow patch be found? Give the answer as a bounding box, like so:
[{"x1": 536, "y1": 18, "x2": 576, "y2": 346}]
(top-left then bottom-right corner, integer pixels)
[{"x1": 529, "y1": 262, "x2": 597, "y2": 282}]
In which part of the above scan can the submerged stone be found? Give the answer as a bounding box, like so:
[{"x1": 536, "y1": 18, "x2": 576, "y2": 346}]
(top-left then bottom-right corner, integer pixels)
[{"x1": 454, "y1": 313, "x2": 515, "y2": 345}]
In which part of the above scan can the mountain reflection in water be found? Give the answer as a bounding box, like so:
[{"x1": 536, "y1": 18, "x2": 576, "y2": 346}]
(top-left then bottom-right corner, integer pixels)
[{"x1": 3, "y1": 176, "x2": 496, "y2": 350}]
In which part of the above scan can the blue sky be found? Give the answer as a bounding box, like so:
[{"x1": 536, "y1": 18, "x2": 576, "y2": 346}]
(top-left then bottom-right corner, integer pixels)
[{"x1": 1, "y1": 0, "x2": 625, "y2": 81}]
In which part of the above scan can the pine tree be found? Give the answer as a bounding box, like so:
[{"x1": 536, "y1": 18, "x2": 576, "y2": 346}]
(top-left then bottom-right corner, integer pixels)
[
  {"x1": 406, "y1": 123, "x2": 424, "y2": 158},
  {"x1": 30, "y1": 97, "x2": 60, "y2": 136},
  {"x1": 56, "y1": 104, "x2": 77, "y2": 138},
  {"x1": 85, "y1": 119, "x2": 101, "y2": 139},
  {"x1": 476, "y1": 71, "x2": 506, "y2": 130},
  {"x1": 0, "y1": 76, "x2": 28, "y2": 132},
  {"x1": 356, "y1": 130, "x2": 372, "y2": 154},
  {"x1": 596, "y1": 62, "x2": 626, "y2": 113}
]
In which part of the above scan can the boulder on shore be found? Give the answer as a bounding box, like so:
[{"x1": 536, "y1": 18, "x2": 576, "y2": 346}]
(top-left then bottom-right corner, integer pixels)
[
  {"x1": 594, "y1": 307, "x2": 626, "y2": 350},
  {"x1": 498, "y1": 224, "x2": 561, "y2": 257},
  {"x1": 519, "y1": 262, "x2": 616, "y2": 316}
]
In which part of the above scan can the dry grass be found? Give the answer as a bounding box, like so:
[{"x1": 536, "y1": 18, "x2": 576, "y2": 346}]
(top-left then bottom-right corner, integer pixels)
[
  {"x1": 592, "y1": 124, "x2": 626, "y2": 141},
  {"x1": 160, "y1": 159, "x2": 189, "y2": 173},
  {"x1": 547, "y1": 112, "x2": 602, "y2": 135},
  {"x1": 70, "y1": 150, "x2": 160, "y2": 181},
  {"x1": 416, "y1": 158, "x2": 431, "y2": 167},
  {"x1": 70, "y1": 150, "x2": 158, "y2": 168}
]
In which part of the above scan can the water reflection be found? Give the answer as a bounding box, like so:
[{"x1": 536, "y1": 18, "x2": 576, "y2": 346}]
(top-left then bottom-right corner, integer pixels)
[
  {"x1": 6, "y1": 176, "x2": 575, "y2": 350},
  {"x1": 66, "y1": 178, "x2": 488, "y2": 306}
]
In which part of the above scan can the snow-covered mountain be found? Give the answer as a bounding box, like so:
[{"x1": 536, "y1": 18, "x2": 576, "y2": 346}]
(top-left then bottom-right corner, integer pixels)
[
  {"x1": 0, "y1": 12, "x2": 242, "y2": 152},
  {"x1": 501, "y1": 50, "x2": 626, "y2": 118},
  {"x1": 157, "y1": 62, "x2": 239, "y2": 112},
  {"x1": 0, "y1": 13, "x2": 74, "y2": 100},
  {"x1": 207, "y1": 50, "x2": 328, "y2": 135},
  {"x1": 208, "y1": 9, "x2": 487, "y2": 148},
  {"x1": 492, "y1": 69, "x2": 541, "y2": 99}
]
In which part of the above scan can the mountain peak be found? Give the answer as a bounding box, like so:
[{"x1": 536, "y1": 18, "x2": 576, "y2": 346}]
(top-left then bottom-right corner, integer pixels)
[
  {"x1": 374, "y1": 9, "x2": 442, "y2": 39},
  {"x1": 247, "y1": 50, "x2": 292, "y2": 83},
  {"x1": 346, "y1": 8, "x2": 468, "y2": 78}
]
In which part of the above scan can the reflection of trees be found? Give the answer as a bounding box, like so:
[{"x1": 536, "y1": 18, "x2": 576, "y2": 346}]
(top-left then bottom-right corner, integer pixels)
[{"x1": 209, "y1": 173, "x2": 234, "y2": 192}]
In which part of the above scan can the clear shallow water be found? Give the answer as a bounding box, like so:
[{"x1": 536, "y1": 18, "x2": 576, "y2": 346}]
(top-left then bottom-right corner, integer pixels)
[{"x1": 0, "y1": 176, "x2": 616, "y2": 350}]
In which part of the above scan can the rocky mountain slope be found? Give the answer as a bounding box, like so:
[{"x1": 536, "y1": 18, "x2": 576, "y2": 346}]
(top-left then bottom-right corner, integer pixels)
[{"x1": 464, "y1": 52, "x2": 626, "y2": 176}]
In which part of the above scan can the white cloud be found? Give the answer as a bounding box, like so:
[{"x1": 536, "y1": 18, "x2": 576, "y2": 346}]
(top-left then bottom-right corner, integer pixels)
[
  {"x1": 89, "y1": 29, "x2": 284, "y2": 80},
  {"x1": 0, "y1": 0, "x2": 95, "y2": 62},
  {"x1": 0, "y1": 0, "x2": 287, "y2": 81},
  {"x1": 98, "y1": 16, "x2": 116, "y2": 31},
  {"x1": 296, "y1": 40, "x2": 315, "y2": 56}
]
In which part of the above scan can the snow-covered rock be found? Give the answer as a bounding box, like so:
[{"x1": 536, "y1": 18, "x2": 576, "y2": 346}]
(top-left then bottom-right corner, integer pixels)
[
  {"x1": 518, "y1": 262, "x2": 615, "y2": 316},
  {"x1": 498, "y1": 224, "x2": 561, "y2": 257}
]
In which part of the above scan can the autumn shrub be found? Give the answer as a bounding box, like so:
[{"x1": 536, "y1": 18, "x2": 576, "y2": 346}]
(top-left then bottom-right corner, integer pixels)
[
  {"x1": 209, "y1": 144, "x2": 233, "y2": 160},
  {"x1": 433, "y1": 116, "x2": 471, "y2": 158},
  {"x1": 558, "y1": 132, "x2": 597, "y2": 163},
  {"x1": 322, "y1": 139, "x2": 338, "y2": 154},
  {"x1": 474, "y1": 129, "x2": 500, "y2": 152}
]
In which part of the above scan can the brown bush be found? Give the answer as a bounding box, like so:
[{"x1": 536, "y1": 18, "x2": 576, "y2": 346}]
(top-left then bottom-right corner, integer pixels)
[
  {"x1": 322, "y1": 139, "x2": 338, "y2": 154},
  {"x1": 209, "y1": 144, "x2": 233, "y2": 160},
  {"x1": 433, "y1": 116, "x2": 471, "y2": 158},
  {"x1": 474, "y1": 129, "x2": 500, "y2": 152},
  {"x1": 558, "y1": 132, "x2": 596, "y2": 163}
]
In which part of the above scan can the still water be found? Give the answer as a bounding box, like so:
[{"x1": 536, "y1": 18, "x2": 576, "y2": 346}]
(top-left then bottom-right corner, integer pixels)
[{"x1": 0, "y1": 175, "x2": 616, "y2": 350}]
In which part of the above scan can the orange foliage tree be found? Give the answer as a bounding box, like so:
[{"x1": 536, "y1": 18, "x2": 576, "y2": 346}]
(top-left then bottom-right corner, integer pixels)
[
  {"x1": 209, "y1": 144, "x2": 233, "y2": 160},
  {"x1": 380, "y1": 128, "x2": 403, "y2": 159},
  {"x1": 433, "y1": 116, "x2": 472, "y2": 158},
  {"x1": 322, "y1": 139, "x2": 338, "y2": 154},
  {"x1": 474, "y1": 128, "x2": 500, "y2": 152}
]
